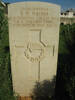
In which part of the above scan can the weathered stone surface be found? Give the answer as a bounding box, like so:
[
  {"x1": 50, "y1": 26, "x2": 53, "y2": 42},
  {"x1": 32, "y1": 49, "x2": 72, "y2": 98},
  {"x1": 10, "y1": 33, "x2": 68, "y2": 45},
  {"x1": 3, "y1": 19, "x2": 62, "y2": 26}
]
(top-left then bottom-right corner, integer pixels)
[{"x1": 8, "y1": 2, "x2": 60, "y2": 96}]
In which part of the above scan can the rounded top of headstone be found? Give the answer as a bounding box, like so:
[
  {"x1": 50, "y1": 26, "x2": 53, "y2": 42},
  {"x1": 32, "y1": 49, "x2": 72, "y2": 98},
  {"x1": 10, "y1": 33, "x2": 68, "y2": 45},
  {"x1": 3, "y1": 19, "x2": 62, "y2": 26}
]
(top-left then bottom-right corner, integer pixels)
[{"x1": 8, "y1": 1, "x2": 60, "y2": 8}]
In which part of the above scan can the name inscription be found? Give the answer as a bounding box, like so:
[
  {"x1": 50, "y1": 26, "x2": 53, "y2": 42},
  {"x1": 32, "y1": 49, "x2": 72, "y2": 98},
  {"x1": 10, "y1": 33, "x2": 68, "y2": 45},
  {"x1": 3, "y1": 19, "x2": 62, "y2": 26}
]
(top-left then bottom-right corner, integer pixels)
[{"x1": 8, "y1": 7, "x2": 59, "y2": 28}]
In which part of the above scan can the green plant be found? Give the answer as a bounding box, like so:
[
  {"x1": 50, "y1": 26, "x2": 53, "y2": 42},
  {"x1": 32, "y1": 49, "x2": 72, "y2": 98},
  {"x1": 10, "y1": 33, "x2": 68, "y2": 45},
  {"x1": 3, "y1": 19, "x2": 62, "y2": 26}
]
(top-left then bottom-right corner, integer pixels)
[
  {"x1": 32, "y1": 77, "x2": 56, "y2": 100},
  {"x1": 0, "y1": 2, "x2": 17, "y2": 100},
  {"x1": 56, "y1": 24, "x2": 75, "y2": 100}
]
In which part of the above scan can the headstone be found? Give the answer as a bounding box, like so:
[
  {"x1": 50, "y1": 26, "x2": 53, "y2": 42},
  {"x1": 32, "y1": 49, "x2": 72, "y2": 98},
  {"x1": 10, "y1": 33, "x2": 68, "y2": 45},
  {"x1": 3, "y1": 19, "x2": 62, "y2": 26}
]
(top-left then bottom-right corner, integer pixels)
[{"x1": 8, "y1": 2, "x2": 60, "y2": 97}]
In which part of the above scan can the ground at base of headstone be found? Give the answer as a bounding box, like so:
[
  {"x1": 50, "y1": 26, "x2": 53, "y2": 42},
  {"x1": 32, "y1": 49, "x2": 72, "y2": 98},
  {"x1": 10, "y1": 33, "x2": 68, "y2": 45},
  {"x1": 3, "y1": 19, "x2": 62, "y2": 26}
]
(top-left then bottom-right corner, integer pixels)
[{"x1": 18, "y1": 96, "x2": 32, "y2": 100}]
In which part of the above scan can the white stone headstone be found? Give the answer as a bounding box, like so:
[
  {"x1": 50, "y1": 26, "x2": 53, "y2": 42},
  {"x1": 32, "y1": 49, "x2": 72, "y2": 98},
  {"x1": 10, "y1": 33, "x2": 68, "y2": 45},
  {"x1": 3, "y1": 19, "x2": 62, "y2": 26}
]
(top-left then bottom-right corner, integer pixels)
[{"x1": 8, "y1": 2, "x2": 60, "y2": 97}]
